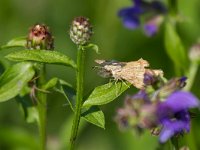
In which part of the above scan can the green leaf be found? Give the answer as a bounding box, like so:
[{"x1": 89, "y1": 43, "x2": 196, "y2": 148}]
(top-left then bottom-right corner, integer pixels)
[
  {"x1": 6, "y1": 50, "x2": 77, "y2": 68},
  {"x1": 81, "y1": 106, "x2": 105, "y2": 129},
  {"x1": 164, "y1": 22, "x2": 189, "y2": 74},
  {"x1": 82, "y1": 82, "x2": 130, "y2": 107},
  {"x1": 1, "y1": 36, "x2": 26, "y2": 50},
  {"x1": 0, "y1": 62, "x2": 35, "y2": 102},
  {"x1": 83, "y1": 43, "x2": 100, "y2": 54},
  {"x1": 53, "y1": 79, "x2": 75, "y2": 111},
  {"x1": 0, "y1": 126, "x2": 39, "y2": 150},
  {"x1": 42, "y1": 77, "x2": 58, "y2": 90}
]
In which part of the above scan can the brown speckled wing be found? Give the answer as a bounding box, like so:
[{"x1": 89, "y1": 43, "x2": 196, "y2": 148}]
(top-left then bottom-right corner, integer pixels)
[{"x1": 119, "y1": 59, "x2": 149, "y2": 89}]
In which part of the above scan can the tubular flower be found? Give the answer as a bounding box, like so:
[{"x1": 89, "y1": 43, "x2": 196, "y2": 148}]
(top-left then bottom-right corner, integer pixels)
[
  {"x1": 118, "y1": 0, "x2": 166, "y2": 36},
  {"x1": 157, "y1": 91, "x2": 199, "y2": 143},
  {"x1": 115, "y1": 76, "x2": 200, "y2": 143}
]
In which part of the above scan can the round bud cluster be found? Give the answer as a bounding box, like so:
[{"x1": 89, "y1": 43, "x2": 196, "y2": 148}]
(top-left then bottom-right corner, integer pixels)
[
  {"x1": 27, "y1": 24, "x2": 54, "y2": 50},
  {"x1": 69, "y1": 16, "x2": 93, "y2": 45}
]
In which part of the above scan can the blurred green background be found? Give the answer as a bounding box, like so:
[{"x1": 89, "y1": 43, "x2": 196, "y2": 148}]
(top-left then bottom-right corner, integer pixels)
[{"x1": 0, "y1": 0, "x2": 200, "y2": 149}]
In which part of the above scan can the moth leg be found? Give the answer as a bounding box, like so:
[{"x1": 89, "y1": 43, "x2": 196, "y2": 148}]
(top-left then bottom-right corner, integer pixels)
[
  {"x1": 29, "y1": 85, "x2": 49, "y2": 106},
  {"x1": 34, "y1": 87, "x2": 50, "y2": 94},
  {"x1": 29, "y1": 85, "x2": 38, "y2": 105},
  {"x1": 114, "y1": 79, "x2": 120, "y2": 96},
  {"x1": 121, "y1": 80, "x2": 130, "y2": 88},
  {"x1": 108, "y1": 78, "x2": 115, "y2": 88}
]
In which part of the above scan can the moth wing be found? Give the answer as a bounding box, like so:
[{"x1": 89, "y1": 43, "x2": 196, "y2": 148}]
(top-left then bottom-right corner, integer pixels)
[{"x1": 119, "y1": 60, "x2": 147, "y2": 89}]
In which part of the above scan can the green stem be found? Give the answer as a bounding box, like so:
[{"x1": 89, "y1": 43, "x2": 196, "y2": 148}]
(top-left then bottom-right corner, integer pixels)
[
  {"x1": 36, "y1": 65, "x2": 47, "y2": 150},
  {"x1": 185, "y1": 62, "x2": 199, "y2": 91},
  {"x1": 171, "y1": 137, "x2": 179, "y2": 150},
  {"x1": 184, "y1": 62, "x2": 199, "y2": 150},
  {"x1": 69, "y1": 46, "x2": 85, "y2": 150},
  {"x1": 168, "y1": 0, "x2": 178, "y2": 16}
]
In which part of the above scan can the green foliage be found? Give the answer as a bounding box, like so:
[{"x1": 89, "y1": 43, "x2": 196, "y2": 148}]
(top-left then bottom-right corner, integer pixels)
[
  {"x1": 42, "y1": 77, "x2": 58, "y2": 90},
  {"x1": 0, "y1": 36, "x2": 26, "y2": 50},
  {"x1": 81, "y1": 106, "x2": 105, "y2": 129},
  {"x1": 164, "y1": 22, "x2": 189, "y2": 74},
  {"x1": 54, "y1": 79, "x2": 105, "y2": 128},
  {"x1": 83, "y1": 82, "x2": 130, "y2": 107},
  {"x1": 53, "y1": 78, "x2": 75, "y2": 111},
  {"x1": 6, "y1": 49, "x2": 77, "y2": 68},
  {"x1": 83, "y1": 43, "x2": 100, "y2": 54},
  {"x1": 0, "y1": 62, "x2": 35, "y2": 102},
  {"x1": 0, "y1": 126, "x2": 39, "y2": 150},
  {"x1": 78, "y1": 82, "x2": 130, "y2": 128}
]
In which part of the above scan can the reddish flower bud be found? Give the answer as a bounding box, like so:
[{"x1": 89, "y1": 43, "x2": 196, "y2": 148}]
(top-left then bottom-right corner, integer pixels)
[{"x1": 27, "y1": 24, "x2": 54, "y2": 50}]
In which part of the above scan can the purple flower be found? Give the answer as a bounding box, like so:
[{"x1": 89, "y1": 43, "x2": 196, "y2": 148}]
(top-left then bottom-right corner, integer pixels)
[
  {"x1": 157, "y1": 91, "x2": 199, "y2": 143},
  {"x1": 115, "y1": 90, "x2": 150, "y2": 129},
  {"x1": 118, "y1": 0, "x2": 166, "y2": 36}
]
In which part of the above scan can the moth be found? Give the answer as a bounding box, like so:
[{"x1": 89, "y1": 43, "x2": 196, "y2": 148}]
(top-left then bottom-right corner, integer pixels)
[{"x1": 95, "y1": 58, "x2": 163, "y2": 89}]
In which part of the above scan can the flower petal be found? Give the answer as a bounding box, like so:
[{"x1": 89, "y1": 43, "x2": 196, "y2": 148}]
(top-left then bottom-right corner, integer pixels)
[
  {"x1": 118, "y1": 7, "x2": 142, "y2": 17},
  {"x1": 164, "y1": 91, "x2": 200, "y2": 112},
  {"x1": 144, "y1": 23, "x2": 158, "y2": 36},
  {"x1": 159, "y1": 112, "x2": 190, "y2": 143},
  {"x1": 159, "y1": 127, "x2": 174, "y2": 143},
  {"x1": 122, "y1": 15, "x2": 140, "y2": 29}
]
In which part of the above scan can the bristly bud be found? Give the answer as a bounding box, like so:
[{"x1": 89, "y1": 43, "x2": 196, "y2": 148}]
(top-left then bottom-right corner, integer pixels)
[
  {"x1": 27, "y1": 24, "x2": 54, "y2": 50},
  {"x1": 189, "y1": 43, "x2": 200, "y2": 62},
  {"x1": 69, "y1": 16, "x2": 93, "y2": 46},
  {"x1": 158, "y1": 77, "x2": 187, "y2": 99}
]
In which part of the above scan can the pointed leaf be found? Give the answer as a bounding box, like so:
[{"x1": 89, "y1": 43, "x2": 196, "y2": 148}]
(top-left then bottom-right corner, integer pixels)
[
  {"x1": 42, "y1": 77, "x2": 58, "y2": 90},
  {"x1": 53, "y1": 79, "x2": 75, "y2": 111},
  {"x1": 0, "y1": 62, "x2": 35, "y2": 102},
  {"x1": 83, "y1": 82, "x2": 130, "y2": 107},
  {"x1": 84, "y1": 43, "x2": 100, "y2": 54},
  {"x1": 1, "y1": 36, "x2": 26, "y2": 50},
  {"x1": 81, "y1": 106, "x2": 105, "y2": 129},
  {"x1": 6, "y1": 50, "x2": 77, "y2": 68},
  {"x1": 164, "y1": 22, "x2": 189, "y2": 73}
]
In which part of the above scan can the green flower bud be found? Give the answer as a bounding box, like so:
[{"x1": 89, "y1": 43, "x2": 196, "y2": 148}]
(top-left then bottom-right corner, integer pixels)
[
  {"x1": 189, "y1": 43, "x2": 200, "y2": 62},
  {"x1": 69, "y1": 16, "x2": 93, "y2": 45},
  {"x1": 27, "y1": 24, "x2": 54, "y2": 50}
]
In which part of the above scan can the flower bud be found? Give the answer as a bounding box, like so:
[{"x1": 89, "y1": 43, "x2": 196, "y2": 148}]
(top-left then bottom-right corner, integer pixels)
[
  {"x1": 115, "y1": 91, "x2": 150, "y2": 130},
  {"x1": 69, "y1": 16, "x2": 93, "y2": 45},
  {"x1": 139, "y1": 104, "x2": 158, "y2": 129},
  {"x1": 143, "y1": 69, "x2": 163, "y2": 86},
  {"x1": 158, "y1": 77, "x2": 187, "y2": 99},
  {"x1": 189, "y1": 43, "x2": 200, "y2": 62},
  {"x1": 144, "y1": 15, "x2": 164, "y2": 37},
  {"x1": 27, "y1": 24, "x2": 54, "y2": 50}
]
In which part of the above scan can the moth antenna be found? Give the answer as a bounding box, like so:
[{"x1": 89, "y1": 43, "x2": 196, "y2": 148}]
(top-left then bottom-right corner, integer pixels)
[{"x1": 92, "y1": 65, "x2": 104, "y2": 70}]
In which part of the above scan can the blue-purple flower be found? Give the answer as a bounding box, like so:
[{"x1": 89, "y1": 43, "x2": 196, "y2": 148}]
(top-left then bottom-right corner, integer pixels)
[
  {"x1": 157, "y1": 91, "x2": 199, "y2": 143},
  {"x1": 115, "y1": 90, "x2": 152, "y2": 129},
  {"x1": 118, "y1": 0, "x2": 166, "y2": 36},
  {"x1": 115, "y1": 76, "x2": 200, "y2": 143}
]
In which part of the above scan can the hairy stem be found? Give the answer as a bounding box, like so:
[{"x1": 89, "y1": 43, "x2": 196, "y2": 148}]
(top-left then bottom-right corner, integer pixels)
[
  {"x1": 184, "y1": 62, "x2": 199, "y2": 150},
  {"x1": 69, "y1": 46, "x2": 85, "y2": 150},
  {"x1": 185, "y1": 62, "x2": 199, "y2": 91},
  {"x1": 36, "y1": 65, "x2": 47, "y2": 150}
]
